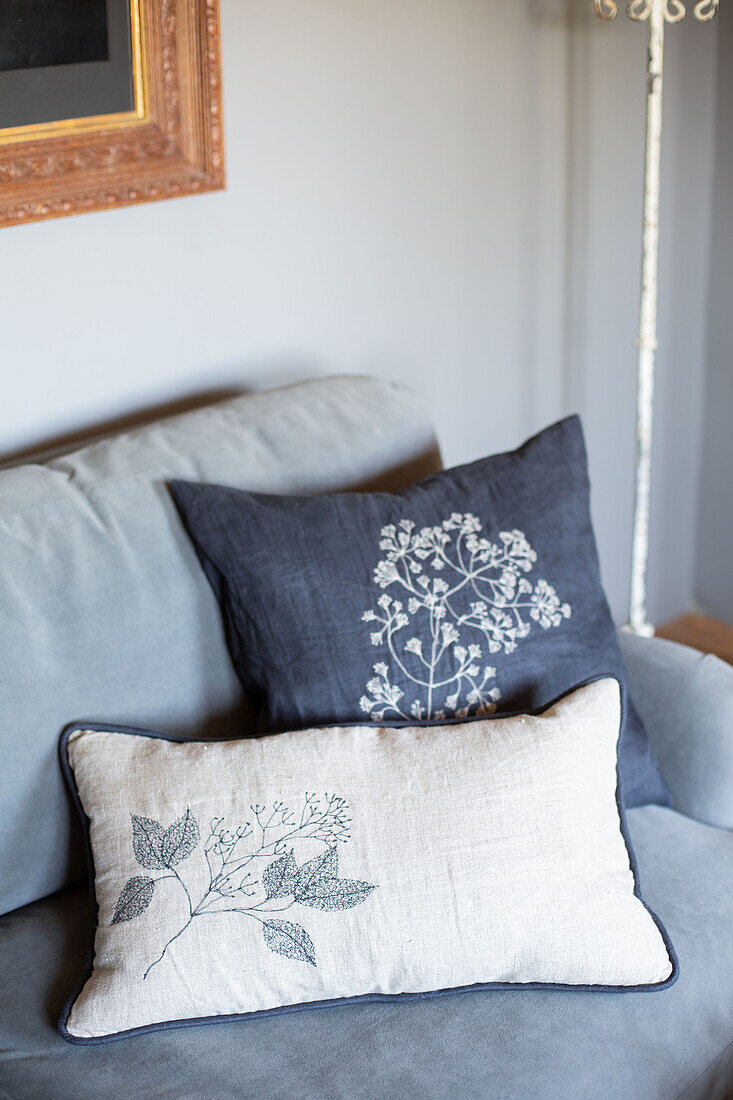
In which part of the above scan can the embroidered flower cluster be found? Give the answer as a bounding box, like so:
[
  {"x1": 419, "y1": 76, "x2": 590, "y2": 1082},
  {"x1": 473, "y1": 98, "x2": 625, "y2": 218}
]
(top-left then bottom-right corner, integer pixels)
[{"x1": 361, "y1": 513, "x2": 571, "y2": 720}]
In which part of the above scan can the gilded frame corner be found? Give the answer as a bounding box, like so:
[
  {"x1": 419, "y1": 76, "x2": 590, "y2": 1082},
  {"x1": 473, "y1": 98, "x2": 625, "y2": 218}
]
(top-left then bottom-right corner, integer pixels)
[{"x1": 0, "y1": 0, "x2": 225, "y2": 228}]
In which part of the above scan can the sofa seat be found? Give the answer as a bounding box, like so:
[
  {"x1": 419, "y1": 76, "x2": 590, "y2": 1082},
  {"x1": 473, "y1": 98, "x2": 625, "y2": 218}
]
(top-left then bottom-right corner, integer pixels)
[{"x1": 1, "y1": 806, "x2": 731, "y2": 1100}]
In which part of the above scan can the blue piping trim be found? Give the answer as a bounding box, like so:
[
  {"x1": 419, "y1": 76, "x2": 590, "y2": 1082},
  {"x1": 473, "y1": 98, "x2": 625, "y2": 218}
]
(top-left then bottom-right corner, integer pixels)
[{"x1": 57, "y1": 673, "x2": 679, "y2": 1045}]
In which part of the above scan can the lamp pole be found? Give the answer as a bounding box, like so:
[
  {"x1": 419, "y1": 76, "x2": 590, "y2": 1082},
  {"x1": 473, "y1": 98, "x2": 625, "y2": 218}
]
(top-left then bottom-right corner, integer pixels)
[{"x1": 593, "y1": 0, "x2": 719, "y2": 636}]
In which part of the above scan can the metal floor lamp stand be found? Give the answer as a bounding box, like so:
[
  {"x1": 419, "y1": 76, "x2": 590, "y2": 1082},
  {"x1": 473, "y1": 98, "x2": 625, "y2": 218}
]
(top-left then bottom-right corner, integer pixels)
[{"x1": 593, "y1": 0, "x2": 719, "y2": 635}]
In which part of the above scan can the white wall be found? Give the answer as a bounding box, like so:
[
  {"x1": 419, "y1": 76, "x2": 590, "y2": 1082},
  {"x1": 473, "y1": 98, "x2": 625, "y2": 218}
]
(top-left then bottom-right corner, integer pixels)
[{"x1": 0, "y1": 0, "x2": 717, "y2": 624}]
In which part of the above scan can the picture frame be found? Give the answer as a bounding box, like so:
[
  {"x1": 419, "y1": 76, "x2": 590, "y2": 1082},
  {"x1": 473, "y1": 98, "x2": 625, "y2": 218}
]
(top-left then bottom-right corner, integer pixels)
[{"x1": 0, "y1": 0, "x2": 225, "y2": 228}]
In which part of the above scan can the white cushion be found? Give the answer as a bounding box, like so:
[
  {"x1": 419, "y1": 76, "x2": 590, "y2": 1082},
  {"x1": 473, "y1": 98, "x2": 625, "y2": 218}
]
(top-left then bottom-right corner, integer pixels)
[{"x1": 61, "y1": 678, "x2": 675, "y2": 1042}]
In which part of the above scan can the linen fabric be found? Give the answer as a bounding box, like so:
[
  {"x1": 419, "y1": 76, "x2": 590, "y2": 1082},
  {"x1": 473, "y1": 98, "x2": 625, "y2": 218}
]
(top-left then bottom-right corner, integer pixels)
[
  {"x1": 170, "y1": 415, "x2": 669, "y2": 808},
  {"x1": 60, "y1": 679, "x2": 675, "y2": 1043}
]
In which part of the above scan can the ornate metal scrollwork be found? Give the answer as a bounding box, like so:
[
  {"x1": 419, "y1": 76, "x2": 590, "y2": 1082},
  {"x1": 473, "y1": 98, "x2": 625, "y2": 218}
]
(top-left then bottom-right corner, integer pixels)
[
  {"x1": 597, "y1": 0, "x2": 719, "y2": 19},
  {"x1": 694, "y1": 0, "x2": 719, "y2": 20},
  {"x1": 663, "y1": 0, "x2": 687, "y2": 21},
  {"x1": 593, "y1": 0, "x2": 619, "y2": 18},
  {"x1": 627, "y1": 1, "x2": 651, "y2": 20}
]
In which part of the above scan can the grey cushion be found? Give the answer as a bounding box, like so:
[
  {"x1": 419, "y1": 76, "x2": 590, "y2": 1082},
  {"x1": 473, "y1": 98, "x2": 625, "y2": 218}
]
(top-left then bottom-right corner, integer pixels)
[
  {"x1": 1, "y1": 806, "x2": 731, "y2": 1100},
  {"x1": 169, "y1": 417, "x2": 669, "y2": 808},
  {"x1": 0, "y1": 377, "x2": 440, "y2": 917},
  {"x1": 621, "y1": 631, "x2": 733, "y2": 831}
]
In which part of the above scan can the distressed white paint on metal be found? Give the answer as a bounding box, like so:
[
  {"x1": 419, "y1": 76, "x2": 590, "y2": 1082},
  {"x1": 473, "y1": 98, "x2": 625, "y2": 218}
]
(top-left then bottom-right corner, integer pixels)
[
  {"x1": 594, "y1": 0, "x2": 718, "y2": 636},
  {"x1": 593, "y1": 0, "x2": 619, "y2": 18},
  {"x1": 694, "y1": 0, "x2": 720, "y2": 19},
  {"x1": 620, "y1": 0, "x2": 720, "y2": 19},
  {"x1": 628, "y1": 0, "x2": 664, "y2": 637},
  {"x1": 627, "y1": 0, "x2": 652, "y2": 18}
]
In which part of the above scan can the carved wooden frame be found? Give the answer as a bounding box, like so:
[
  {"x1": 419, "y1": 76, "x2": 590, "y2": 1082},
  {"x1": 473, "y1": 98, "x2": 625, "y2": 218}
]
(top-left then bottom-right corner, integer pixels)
[{"x1": 0, "y1": 0, "x2": 225, "y2": 228}]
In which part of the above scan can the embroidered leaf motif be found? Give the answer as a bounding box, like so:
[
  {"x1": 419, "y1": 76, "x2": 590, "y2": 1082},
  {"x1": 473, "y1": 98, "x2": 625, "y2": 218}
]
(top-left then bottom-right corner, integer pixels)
[
  {"x1": 111, "y1": 875, "x2": 155, "y2": 924},
  {"x1": 131, "y1": 815, "x2": 167, "y2": 870},
  {"x1": 262, "y1": 852, "x2": 299, "y2": 899},
  {"x1": 262, "y1": 919, "x2": 317, "y2": 966},
  {"x1": 160, "y1": 808, "x2": 200, "y2": 867},
  {"x1": 297, "y1": 877, "x2": 377, "y2": 911},
  {"x1": 117, "y1": 797, "x2": 377, "y2": 980},
  {"x1": 295, "y1": 845, "x2": 338, "y2": 898}
]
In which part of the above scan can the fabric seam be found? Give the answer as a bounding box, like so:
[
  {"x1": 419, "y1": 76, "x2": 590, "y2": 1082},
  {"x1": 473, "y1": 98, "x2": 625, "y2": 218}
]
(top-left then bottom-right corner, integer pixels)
[{"x1": 673, "y1": 1035, "x2": 733, "y2": 1100}]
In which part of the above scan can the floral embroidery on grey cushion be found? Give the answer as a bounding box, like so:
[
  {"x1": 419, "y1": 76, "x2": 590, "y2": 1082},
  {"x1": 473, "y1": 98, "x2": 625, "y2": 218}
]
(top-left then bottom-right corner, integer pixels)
[
  {"x1": 361, "y1": 514, "x2": 571, "y2": 720},
  {"x1": 110, "y1": 794, "x2": 377, "y2": 978}
]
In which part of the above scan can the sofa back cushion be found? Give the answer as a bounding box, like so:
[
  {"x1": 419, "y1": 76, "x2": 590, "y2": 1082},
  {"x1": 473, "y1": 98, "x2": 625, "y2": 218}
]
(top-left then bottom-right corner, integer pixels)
[{"x1": 0, "y1": 376, "x2": 440, "y2": 915}]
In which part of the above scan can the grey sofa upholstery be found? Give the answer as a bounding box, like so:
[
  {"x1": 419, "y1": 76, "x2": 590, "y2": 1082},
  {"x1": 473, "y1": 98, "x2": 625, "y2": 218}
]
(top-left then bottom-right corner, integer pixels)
[{"x1": 1, "y1": 377, "x2": 732, "y2": 1100}]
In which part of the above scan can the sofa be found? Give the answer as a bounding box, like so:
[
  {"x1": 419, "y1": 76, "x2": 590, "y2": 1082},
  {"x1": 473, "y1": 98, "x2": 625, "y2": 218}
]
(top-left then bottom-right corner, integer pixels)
[{"x1": 1, "y1": 375, "x2": 732, "y2": 1100}]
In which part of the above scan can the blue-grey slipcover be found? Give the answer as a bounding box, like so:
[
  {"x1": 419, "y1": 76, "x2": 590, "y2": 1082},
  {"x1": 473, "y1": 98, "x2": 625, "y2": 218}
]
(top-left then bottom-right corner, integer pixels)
[
  {"x1": 621, "y1": 631, "x2": 733, "y2": 833},
  {"x1": 1, "y1": 802, "x2": 731, "y2": 1100},
  {"x1": 0, "y1": 377, "x2": 440, "y2": 917},
  {"x1": 2, "y1": 377, "x2": 732, "y2": 1097}
]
